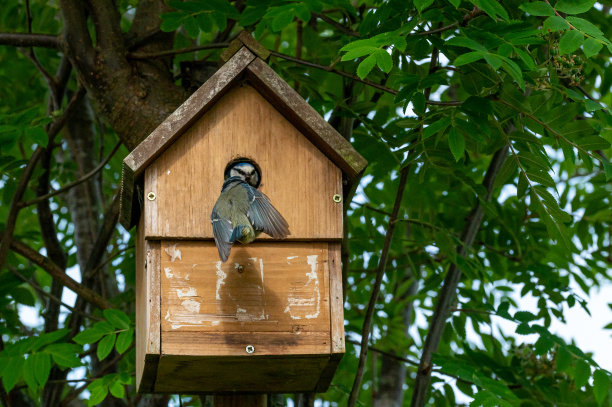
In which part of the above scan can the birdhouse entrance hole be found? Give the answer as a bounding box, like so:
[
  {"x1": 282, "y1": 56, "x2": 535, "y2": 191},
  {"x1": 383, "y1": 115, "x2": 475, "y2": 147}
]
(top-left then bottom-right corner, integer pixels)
[{"x1": 224, "y1": 157, "x2": 262, "y2": 185}]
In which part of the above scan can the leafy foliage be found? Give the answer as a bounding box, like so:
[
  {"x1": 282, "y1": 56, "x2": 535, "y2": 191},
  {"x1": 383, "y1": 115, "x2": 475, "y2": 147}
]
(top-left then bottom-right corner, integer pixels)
[{"x1": 0, "y1": 0, "x2": 611, "y2": 406}]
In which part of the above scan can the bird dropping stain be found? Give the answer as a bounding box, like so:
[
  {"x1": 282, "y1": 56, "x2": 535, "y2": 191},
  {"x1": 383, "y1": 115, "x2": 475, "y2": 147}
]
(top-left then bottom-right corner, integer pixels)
[
  {"x1": 215, "y1": 261, "x2": 226, "y2": 300},
  {"x1": 164, "y1": 267, "x2": 173, "y2": 279},
  {"x1": 165, "y1": 244, "x2": 182, "y2": 262},
  {"x1": 284, "y1": 255, "x2": 321, "y2": 320},
  {"x1": 181, "y1": 299, "x2": 200, "y2": 313},
  {"x1": 176, "y1": 287, "x2": 197, "y2": 298}
]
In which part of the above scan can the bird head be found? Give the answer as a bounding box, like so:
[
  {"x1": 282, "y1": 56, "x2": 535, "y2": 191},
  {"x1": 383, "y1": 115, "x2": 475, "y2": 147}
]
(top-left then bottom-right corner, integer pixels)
[{"x1": 225, "y1": 161, "x2": 261, "y2": 188}]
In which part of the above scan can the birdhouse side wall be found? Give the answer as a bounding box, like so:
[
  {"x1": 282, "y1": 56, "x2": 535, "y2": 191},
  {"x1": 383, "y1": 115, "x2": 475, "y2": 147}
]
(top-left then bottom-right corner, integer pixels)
[{"x1": 142, "y1": 84, "x2": 343, "y2": 241}]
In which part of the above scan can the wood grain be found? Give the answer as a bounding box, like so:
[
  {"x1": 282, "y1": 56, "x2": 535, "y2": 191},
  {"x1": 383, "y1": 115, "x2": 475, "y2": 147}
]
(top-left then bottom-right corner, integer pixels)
[
  {"x1": 159, "y1": 241, "x2": 331, "y2": 337},
  {"x1": 246, "y1": 59, "x2": 368, "y2": 181},
  {"x1": 136, "y1": 218, "x2": 161, "y2": 392},
  {"x1": 328, "y1": 243, "x2": 345, "y2": 355},
  {"x1": 144, "y1": 85, "x2": 343, "y2": 240},
  {"x1": 155, "y1": 355, "x2": 329, "y2": 393},
  {"x1": 214, "y1": 395, "x2": 267, "y2": 407}
]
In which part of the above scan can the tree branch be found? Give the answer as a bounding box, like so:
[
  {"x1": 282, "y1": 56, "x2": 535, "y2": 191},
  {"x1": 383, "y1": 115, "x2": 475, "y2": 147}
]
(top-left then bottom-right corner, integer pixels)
[
  {"x1": 7, "y1": 266, "x2": 101, "y2": 321},
  {"x1": 410, "y1": 146, "x2": 508, "y2": 407},
  {"x1": 313, "y1": 12, "x2": 360, "y2": 37},
  {"x1": 127, "y1": 42, "x2": 230, "y2": 59},
  {"x1": 20, "y1": 141, "x2": 122, "y2": 208},
  {"x1": 9, "y1": 239, "x2": 112, "y2": 310},
  {"x1": 347, "y1": 166, "x2": 410, "y2": 407},
  {"x1": 0, "y1": 33, "x2": 60, "y2": 48}
]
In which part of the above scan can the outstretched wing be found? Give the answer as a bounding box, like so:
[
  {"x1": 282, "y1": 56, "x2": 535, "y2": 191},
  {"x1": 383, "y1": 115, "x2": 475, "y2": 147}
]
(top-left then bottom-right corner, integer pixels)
[
  {"x1": 246, "y1": 187, "x2": 290, "y2": 239},
  {"x1": 211, "y1": 205, "x2": 233, "y2": 262}
]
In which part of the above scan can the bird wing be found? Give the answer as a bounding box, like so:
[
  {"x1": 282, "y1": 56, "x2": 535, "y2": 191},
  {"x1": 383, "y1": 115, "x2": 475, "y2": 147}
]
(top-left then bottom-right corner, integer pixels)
[
  {"x1": 246, "y1": 187, "x2": 290, "y2": 239},
  {"x1": 211, "y1": 204, "x2": 233, "y2": 262}
]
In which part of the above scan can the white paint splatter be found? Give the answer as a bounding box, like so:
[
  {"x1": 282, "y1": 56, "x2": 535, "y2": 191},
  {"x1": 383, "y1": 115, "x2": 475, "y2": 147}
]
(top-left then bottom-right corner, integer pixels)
[
  {"x1": 216, "y1": 261, "x2": 226, "y2": 300},
  {"x1": 286, "y1": 256, "x2": 298, "y2": 264},
  {"x1": 305, "y1": 255, "x2": 321, "y2": 319},
  {"x1": 236, "y1": 307, "x2": 266, "y2": 322},
  {"x1": 167, "y1": 170, "x2": 171, "y2": 175},
  {"x1": 165, "y1": 244, "x2": 182, "y2": 262},
  {"x1": 176, "y1": 287, "x2": 197, "y2": 298},
  {"x1": 211, "y1": 321, "x2": 220, "y2": 326},
  {"x1": 181, "y1": 299, "x2": 200, "y2": 313},
  {"x1": 165, "y1": 310, "x2": 170, "y2": 321},
  {"x1": 164, "y1": 267, "x2": 173, "y2": 279},
  {"x1": 284, "y1": 255, "x2": 321, "y2": 320}
]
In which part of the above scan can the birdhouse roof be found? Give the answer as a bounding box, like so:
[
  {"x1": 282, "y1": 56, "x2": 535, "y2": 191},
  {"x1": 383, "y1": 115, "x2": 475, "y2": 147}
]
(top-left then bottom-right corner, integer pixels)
[{"x1": 119, "y1": 32, "x2": 367, "y2": 229}]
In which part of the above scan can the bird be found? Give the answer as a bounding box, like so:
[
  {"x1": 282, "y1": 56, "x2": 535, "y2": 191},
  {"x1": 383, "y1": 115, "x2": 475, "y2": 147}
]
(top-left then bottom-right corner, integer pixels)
[{"x1": 210, "y1": 161, "x2": 290, "y2": 262}]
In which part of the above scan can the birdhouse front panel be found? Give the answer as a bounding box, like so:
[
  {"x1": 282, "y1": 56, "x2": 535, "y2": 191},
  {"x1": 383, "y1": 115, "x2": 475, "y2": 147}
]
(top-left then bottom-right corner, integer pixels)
[{"x1": 143, "y1": 84, "x2": 343, "y2": 241}]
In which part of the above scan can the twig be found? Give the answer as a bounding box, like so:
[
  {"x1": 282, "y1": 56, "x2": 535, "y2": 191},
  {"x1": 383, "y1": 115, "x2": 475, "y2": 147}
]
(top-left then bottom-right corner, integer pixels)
[
  {"x1": 347, "y1": 166, "x2": 410, "y2": 407},
  {"x1": 7, "y1": 266, "x2": 101, "y2": 321},
  {"x1": 20, "y1": 141, "x2": 122, "y2": 208},
  {"x1": 9, "y1": 239, "x2": 112, "y2": 310},
  {"x1": 347, "y1": 338, "x2": 419, "y2": 366},
  {"x1": 127, "y1": 43, "x2": 230, "y2": 59},
  {"x1": 0, "y1": 146, "x2": 43, "y2": 272},
  {"x1": 83, "y1": 245, "x2": 134, "y2": 280},
  {"x1": 313, "y1": 12, "x2": 360, "y2": 37},
  {"x1": 410, "y1": 146, "x2": 508, "y2": 407},
  {"x1": 0, "y1": 32, "x2": 60, "y2": 48}
]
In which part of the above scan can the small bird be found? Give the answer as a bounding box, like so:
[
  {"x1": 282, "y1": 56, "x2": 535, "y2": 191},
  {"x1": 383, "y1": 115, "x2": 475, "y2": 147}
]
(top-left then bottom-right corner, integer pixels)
[{"x1": 211, "y1": 162, "x2": 290, "y2": 262}]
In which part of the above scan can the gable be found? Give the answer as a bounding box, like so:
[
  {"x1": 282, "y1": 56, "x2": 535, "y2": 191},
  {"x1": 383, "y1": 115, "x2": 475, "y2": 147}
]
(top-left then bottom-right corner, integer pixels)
[{"x1": 143, "y1": 85, "x2": 343, "y2": 240}]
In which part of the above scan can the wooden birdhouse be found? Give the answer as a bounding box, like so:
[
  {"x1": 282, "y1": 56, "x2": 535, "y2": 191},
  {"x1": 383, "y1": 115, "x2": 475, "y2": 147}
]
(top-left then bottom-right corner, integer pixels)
[{"x1": 120, "y1": 32, "x2": 367, "y2": 394}]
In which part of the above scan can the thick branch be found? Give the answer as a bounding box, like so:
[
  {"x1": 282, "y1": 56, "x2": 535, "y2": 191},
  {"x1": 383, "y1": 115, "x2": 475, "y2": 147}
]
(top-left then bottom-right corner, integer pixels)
[
  {"x1": 410, "y1": 146, "x2": 508, "y2": 407},
  {"x1": 0, "y1": 33, "x2": 60, "y2": 48},
  {"x1": 347, "y1": 166, "x2": 410, "y2": 407},
  {"x1": 9, "y1": 240, "x2": 112, "y2": 310}
]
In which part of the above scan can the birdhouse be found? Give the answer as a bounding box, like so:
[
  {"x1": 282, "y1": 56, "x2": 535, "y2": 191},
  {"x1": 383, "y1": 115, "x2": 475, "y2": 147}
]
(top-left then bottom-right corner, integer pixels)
[{"x1": 120, "y1": 32, "x2": 367, "y2": 394}]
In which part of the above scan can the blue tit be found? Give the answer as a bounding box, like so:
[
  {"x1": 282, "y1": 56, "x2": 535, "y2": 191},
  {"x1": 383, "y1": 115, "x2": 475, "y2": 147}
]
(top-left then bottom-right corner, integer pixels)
[{"x1": 210, "y1": 162, "x2": 290, "y2": 262}]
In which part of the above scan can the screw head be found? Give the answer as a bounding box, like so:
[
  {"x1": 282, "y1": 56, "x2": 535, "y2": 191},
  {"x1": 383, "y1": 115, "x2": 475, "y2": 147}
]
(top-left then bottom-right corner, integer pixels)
[
  {"x1": 333, "y1": 194, "x2": 342, "y2": 203},
  {"x1": 245, "y1": 345, "x2": 255, "y2": 354},
  {"x1": 147, "y1": 192, "x2": 156, "y2": 201}
]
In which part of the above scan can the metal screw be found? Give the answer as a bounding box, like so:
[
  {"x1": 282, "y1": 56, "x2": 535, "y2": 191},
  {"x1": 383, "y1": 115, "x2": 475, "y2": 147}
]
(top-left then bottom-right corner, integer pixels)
[
  {"x1": 147, "y1": 192, "x2": 156, "y2": 201},
  {"x1": 245, "y1": 345, "x2": 255, "y2": 354},
  {"x1": 333, "y1": 194, "x2": 342, "y2": 203}
]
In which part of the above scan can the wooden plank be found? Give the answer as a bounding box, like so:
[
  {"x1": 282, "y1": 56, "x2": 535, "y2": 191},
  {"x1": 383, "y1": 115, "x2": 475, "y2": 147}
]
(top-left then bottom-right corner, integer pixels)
[
  {"x1": 146, "y1": 241, "x2": 161, "y2": 356},
  {"x1": 214, "y1": 395, "x2": 267, "y2": 407},
  {"x1": 159, "y1": 241, "x2": 331, "y2": 337},
  {"x1": 155, "y1": 355, "x2": 328, "y2": 393},
  {"x1": 144, "y1": 85, "x2": 343, "y2": 240},
  {"x1": 162, "y1": 331, "x2": 330, "y2": 356},
  {"x1": 136, "y1": 224, "x2": 162, "y2": 392},
  {"x1": 119, "y1": 47, "x2": 256, "y2": 228},
  {"x1": 328, "y1": 243, "x2": 345, "y2": 355},
  {"x1": 135, "y1": 214, "x2": 145, "y2": 390},
  {"x1": 315, "y1": 353, "x2": 343, "y2": 393},
  {"x1": 245, "y1": 58, "x2": 368, "y2": 182}
]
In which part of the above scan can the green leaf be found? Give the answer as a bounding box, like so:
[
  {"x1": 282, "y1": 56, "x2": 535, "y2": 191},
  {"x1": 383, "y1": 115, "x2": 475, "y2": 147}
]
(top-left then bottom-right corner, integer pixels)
[
  {"x1": 593, "y1": 369, "x2": 610, "y2": 405},
  {"x1": 103, "y1": 309, "x2": 130, "y2": 330},
  {"x1": 271, "y1": 10, "x2": 294, "y2": 32},
  {"x1": 484, "y1": 53, "x2": 503, "y2": 70},
  {"x1": 556, "y1": 346, "x2": 573, "y2": 372},
  {"x1": 97, "y1": 333, "x2": 116, "y2": 361},
  {"x1": 543, "y1": 16, "x2": 570, "y2": 32},
  {"x1": 514, "y1": 310, "x2": 538, "y2": 322},
  {"x1": 415, "y1": 0, "x2": 434, "y2": 12},
  {"x1": 602, "y1": 158, "x2": 612, "y2": 181},
  {"x1": 412, "y1": 92, "x2": 426, "y2": 115},
  {"x1": 45, "y1": 343, "x2": 82, "y2": 368},
  {"x1": 575, "y1": 136, "x2": 611, "y2": 151},
  {"x1": 294, "y1": 3, "x2": 311, "y2": 22},
  {"x1": 2, "y1": 357, "x2": 23, "y2": 393},
  {"x1": 584, "y1": 98, "x2": 603, "y2": 111},
  {"x1": 183, "y1": 16, "x2": 199, "y2": 38},
  {"x1": 375, "y1": 50, "x2": 393, "y2": 73},
  {"x1": 516, "y1": 323, "x2": 533, "y2": 335},
  {"x1": 424, "y1": 117, "x2": 451, "y2": 139},
  {"x1": 87, "y1": 380, "x2": 109, "y2": 407},
  {"x1": 558, "y1": 30, "x2": 584, "y2": 55},
  {"x1": 109, "y1": 380, "x2": 125, "y2": 398},
  {"x1": 448, "y1": 0, "x2": 461, "y2": 7},
  {"x1": 454, "y1": 51, "x2": 485, "y2": 66},
  {"x1": 73, "y1": 327, "x2": 106, "y2": 345},
  {"x1": 23, "y1": 356, "x2": 38, "y2": 391},
  {"x1": 160, "y1": 11, "x2": 186, "y2": 32},
  {"x1": 32, "y1": 353, "x2": 51, "y2": 387},
  {"x1": 573, "y1": 359, "x2": 590, "y2": 388},
  {"x1": 115, "y1": 328, "x2": 134, "y2": 354},
  {"x1": 520, "y1": 2, "x2": 555, "y2": 16},
  {"x1": 447, "y1": 37, "x2": 488, "y2": 51},
  {"x1": 566, "y1": 17, "x2": 606, "y2": 39},
  {"x1": 448, "y1": 127, "x2": 465, "y2": 161},
  {"x1": 555, "y1": 0, "x2": 596, "y2": 14},
  {"x1": 582, "y1": 38, "x2": 603, "y2": 58},
  {"x1": 357, "y1": 54, "x2": 377, "y2": 79}
]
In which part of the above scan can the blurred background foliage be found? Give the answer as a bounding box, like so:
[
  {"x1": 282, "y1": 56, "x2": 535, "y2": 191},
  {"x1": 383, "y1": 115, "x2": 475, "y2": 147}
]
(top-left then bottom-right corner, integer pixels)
[{"x1": 0, "y1": 0, "x2": 611, "y2": 406}]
